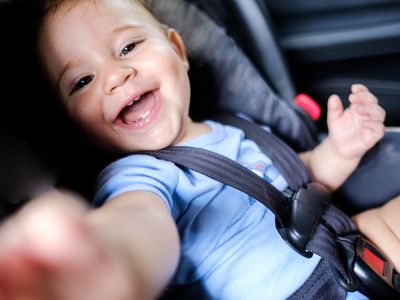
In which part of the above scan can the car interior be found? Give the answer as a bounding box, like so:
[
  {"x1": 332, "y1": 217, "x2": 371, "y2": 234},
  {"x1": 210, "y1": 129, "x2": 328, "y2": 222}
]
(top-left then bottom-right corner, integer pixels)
[{"x1": 0, "y1": 0, "x2": 399, "y2": 297}]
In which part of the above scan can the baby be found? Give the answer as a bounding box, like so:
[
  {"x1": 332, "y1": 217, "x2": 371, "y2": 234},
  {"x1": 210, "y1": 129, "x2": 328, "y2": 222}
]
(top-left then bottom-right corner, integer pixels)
[{"x1": 0, "y1": 0, "x2": 397, "y2": 299}]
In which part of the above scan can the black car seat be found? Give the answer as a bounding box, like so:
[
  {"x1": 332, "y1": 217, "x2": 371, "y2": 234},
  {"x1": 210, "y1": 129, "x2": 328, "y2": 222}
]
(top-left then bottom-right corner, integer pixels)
[{"x1": 188, "y1": 0, "x2": 296, "y2": 101}]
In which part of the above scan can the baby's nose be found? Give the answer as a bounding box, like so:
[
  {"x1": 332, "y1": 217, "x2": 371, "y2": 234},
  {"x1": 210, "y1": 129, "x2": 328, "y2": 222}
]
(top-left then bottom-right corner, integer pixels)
[{"x1": 104, "y1": 65, "x2": 136, "y2": 95}]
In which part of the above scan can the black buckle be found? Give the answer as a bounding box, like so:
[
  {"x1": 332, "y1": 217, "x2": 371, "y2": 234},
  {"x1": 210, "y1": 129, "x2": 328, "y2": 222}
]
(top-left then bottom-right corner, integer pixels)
[
  {"x1": 333, "y1": 233, "x2": 400, "y2": 299},
  {"x1": 276, "y1": 182, "x2": 330, "y2": 258}
]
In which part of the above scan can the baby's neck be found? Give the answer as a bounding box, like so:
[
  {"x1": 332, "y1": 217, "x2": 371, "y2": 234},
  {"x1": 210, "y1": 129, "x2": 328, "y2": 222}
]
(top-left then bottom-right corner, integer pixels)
[{"x1": 173, "y1": 120, "x2": 211, "y2": 146}]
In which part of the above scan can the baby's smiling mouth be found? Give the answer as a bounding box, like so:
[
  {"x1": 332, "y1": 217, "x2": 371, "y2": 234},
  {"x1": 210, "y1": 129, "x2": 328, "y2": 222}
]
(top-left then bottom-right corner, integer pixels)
[{"x1": 117, "y1": 90, "x2": 159, "y2": 126}]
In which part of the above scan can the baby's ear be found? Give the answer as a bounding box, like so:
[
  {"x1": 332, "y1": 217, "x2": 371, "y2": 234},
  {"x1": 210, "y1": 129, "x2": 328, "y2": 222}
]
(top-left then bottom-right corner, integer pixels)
[{"x1": 166, "y1": 28, "x2": 189, "y2": 70}]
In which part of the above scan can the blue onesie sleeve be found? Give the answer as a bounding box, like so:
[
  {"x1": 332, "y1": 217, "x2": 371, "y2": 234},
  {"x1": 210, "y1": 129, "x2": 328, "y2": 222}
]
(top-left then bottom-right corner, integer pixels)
[{"x1": 93, "y1": 154, "x2": 179, "y2": 213}]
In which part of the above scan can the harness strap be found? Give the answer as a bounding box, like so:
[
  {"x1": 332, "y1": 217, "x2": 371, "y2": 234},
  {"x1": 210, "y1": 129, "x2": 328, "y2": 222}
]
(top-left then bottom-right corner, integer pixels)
[
  {"x1": 309, "y1": 205, "x2": 356, "y2": 280},
  {"x1": 287, "y1": 259, "x2": 346, "y2": 299},
  {"x1": 213, "y1": 114, "x2": 309, "y2": 190},
  {"x1": 142, "y1": 146, "x2": 287, "y2": 226}
]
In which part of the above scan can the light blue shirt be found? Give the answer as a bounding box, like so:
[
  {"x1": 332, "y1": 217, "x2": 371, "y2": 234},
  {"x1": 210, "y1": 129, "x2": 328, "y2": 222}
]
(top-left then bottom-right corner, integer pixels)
[{"x1": 94, "y1": 121, "x2": 367, "y2": 299}]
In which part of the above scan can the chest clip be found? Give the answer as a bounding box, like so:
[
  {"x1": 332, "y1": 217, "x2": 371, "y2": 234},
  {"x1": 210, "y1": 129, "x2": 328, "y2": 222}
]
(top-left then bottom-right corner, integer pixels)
[{"x1": 276, "y1": 182, "x2": 331, "y2": 258}]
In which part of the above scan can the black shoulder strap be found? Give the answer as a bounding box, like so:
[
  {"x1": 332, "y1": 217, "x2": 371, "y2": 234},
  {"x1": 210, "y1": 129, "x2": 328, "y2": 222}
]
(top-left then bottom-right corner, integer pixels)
[
  {"x1": 213, "y1": 114, "x2": 309, "y2": 190},
  {"x1": 143, "y1": 145, "x2": 288, "y2": 225}
]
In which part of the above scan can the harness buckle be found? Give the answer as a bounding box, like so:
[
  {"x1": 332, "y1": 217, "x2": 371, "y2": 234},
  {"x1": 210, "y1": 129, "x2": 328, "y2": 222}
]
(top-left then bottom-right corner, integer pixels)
[
  {"x1": 333, "y1": 233, "x2": 399, "y2": 299},
  {"x1": 276, "y1": 182, "x2": 330, "y2": 258}
]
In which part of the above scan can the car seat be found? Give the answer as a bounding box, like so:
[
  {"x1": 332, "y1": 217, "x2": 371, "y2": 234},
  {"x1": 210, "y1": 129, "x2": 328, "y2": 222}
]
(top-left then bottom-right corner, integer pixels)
[
  {"x1": 186, "y1": 0, "x2": 297, "y2": 101},
  {"x1": 0, "y1": 0, "x2": 399, "y2": 298}
]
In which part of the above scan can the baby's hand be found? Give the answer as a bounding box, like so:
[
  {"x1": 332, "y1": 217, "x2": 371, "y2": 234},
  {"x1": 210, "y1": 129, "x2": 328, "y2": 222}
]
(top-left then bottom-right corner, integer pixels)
[
  {"x1": 327, "y1": 84, "x2": 385, "y2": 160},
  {"x1": 0, "y1": 191, "x2": 133, "y2": 300}
]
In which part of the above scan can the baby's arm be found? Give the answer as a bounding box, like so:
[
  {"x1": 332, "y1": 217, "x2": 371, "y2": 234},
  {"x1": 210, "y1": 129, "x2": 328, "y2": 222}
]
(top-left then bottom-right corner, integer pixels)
[
  {"x1": 352, "y1": 195, "x2": 400, "y2": 271},
  {"x1": 300, "y1": 84, "x2": 385, "y2": 191},
  {"x1": 0, "y1": 190, "x2": 179, "y2": 300}
]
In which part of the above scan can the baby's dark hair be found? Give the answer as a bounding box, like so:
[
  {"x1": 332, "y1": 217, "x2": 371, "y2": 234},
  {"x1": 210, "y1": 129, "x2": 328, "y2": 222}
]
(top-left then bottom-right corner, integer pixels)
[{"x1": 37, "y1": 0, "x2": 164, "y2": 43}]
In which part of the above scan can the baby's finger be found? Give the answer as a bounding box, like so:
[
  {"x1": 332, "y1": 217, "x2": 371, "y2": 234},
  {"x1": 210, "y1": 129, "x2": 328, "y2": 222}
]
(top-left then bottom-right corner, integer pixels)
[
  {"x1": 0, "y1": 235, "x2": 56, "y2": 300},
  {"x1": 356, "y1": 104, "x2": 386, "y2": 122},
  {"x1": 351, "y1": 84, "x2": 370, "y2": 94},
  {"x1": 0, "y1": 191, "x2": 90, "y2": 271},
  {"x1": 349, "y1": 91, "x2": 378, "y2": 105},
  {"x1": 327, "y1": 94, "x2": 344, "y2": 123}
]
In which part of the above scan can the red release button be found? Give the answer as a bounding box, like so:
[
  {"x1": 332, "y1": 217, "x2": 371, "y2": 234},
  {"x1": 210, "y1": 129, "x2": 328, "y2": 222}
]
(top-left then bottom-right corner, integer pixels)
[
  {"x1": 294, "y1": 93, "x2": 321, "y2": 121},
  {"x1": 363, "y1": 246, "x2": 385, "y2": 276}
]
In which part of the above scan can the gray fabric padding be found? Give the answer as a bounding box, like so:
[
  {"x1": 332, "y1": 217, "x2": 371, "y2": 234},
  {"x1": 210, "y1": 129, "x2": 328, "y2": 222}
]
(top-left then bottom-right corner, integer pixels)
[{"x1": 146, "y1": 0, "x2": 317, "y2": 150}]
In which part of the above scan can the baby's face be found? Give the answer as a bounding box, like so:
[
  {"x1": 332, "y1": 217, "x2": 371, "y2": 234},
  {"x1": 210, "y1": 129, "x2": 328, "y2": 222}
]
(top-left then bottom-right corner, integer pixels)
[{"x1": 39, "y1": 0, "x2": 191, "y2": 152}]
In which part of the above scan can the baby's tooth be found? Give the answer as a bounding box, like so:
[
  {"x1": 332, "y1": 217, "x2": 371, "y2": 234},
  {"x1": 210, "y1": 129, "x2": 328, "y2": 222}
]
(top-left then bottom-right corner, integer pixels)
[{"x1": 127, "y1": 95, "x2": 141, "y2": 107}]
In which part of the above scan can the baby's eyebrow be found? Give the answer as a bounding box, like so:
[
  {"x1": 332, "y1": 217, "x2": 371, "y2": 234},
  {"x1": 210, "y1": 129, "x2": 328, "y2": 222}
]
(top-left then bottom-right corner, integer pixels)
[{"x1": 112, "y1": 24, "x2": 141, "y2": 35}]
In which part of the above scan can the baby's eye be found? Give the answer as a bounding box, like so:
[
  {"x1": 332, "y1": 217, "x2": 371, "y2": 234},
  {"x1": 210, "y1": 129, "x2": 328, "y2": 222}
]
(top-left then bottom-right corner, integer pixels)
[
  {"x1": 70, "y1": 75, "x2": 93, "y2": 95},
  {"x1": 120, "y1": 42, "x2": 137, "y2": 56}
]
